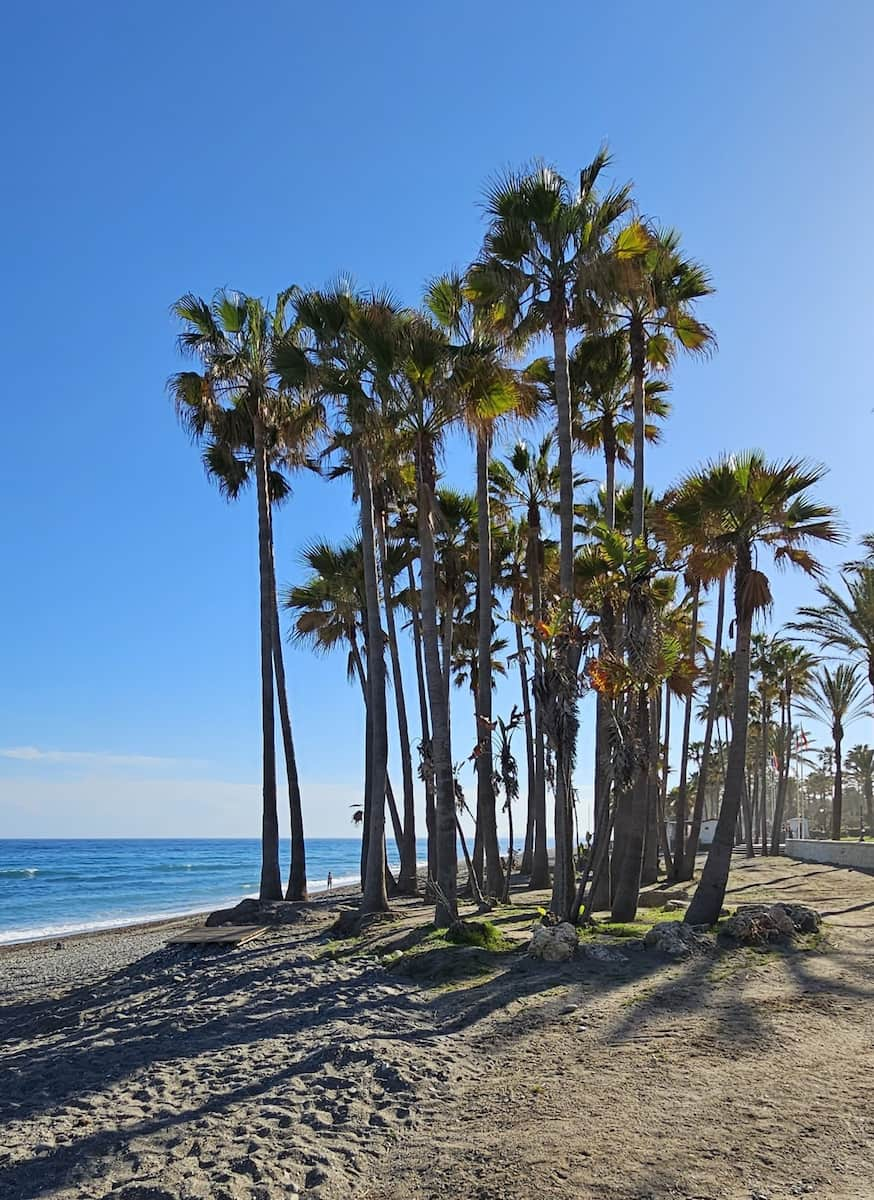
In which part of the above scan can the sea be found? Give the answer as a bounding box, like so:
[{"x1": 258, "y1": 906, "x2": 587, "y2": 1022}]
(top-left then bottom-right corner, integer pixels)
[{"x1": 0, "y1": 838, "x2": 429, "y2": 945}]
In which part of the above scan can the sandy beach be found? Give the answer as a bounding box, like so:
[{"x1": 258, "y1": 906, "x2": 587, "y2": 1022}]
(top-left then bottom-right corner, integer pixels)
[{"x1": 2, "y1": 857, "x2": 874, "y2": 1200}]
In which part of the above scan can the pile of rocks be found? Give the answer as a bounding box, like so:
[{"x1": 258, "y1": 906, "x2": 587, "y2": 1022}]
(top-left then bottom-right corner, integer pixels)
[
  {"x1": 643, "y1": 921, "x2": 714, "y2": 958},
  {"x1": 719, "y1": 902, "x2": 821, "y2": 945}
]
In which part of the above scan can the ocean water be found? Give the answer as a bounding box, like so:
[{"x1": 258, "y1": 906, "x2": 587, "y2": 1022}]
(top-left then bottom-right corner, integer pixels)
[{"x1": 0, "y1": 838, "x2": 428, "y2": 945}]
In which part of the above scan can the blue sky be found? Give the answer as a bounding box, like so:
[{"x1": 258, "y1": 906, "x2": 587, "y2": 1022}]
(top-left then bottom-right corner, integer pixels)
[{"x1": 1, "y1": 1, "x2": 872, "y2": 841}]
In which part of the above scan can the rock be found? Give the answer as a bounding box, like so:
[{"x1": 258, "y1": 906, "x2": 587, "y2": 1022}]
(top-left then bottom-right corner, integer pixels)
[
  {"x1": 637, "y1": 888, "x2": 689, "y2": 909},
  {"x1": 644, "y1": 921, "x2": 714, "y2": 958},
  {"x1": 719, "y1": 902, "x2": 821, "y2": 944},
  {"x1": 205, "y1": 898, "x2": 305, "y2": 927},
  {"x1": 528, "y1": 921, "x2": 578, "y2": 962},
  {"x1": 663, "y1": 899, "x2": 689, "y2": 913}
]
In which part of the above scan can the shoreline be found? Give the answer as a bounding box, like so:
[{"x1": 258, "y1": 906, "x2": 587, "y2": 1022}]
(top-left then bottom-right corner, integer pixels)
[
  {"x1": 0, "y1": 877, "x2": 366, "y2": 958},
  {"x1": 0, "y1": 853, "x2": 432, "y2": 951}
]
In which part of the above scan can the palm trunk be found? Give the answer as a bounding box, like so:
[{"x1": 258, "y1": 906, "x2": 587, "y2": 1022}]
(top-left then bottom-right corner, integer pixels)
[
  {"x1": 408, "y1": 563, "x2": 437, "y2": 890},
  {"x1": 611, "y1": 688, "x2": 650, "y2": 921},
  {"x1": 475, "y1": 434, "x2": 503, "y2": 897},
  {"x1": 550, "y1": 320, "x2": 577, "y2": 913},
  {"x1": 527, "y1": 511, "x2": 549, "y2": 889},
  {"x1": 550, "y1": 752, "x2": 576, "y2": 919},
  {"x1": 376, "y1": 515, "x2": 417, "y2": 894},
  {"x1": 418, "y1": 441, "x2": 457, "y2": 926},
  {"x1": 456, "y1": 813, "x2": 486, "y2": 906},
  {"x1": 591, "y1": 693, "x2": 614, "y2": 909},
  {"x1": 771, "y1": 693, "x2": 793, "y2": 855},
  {"x1": 442, "y1": 606, "x2": 453, "y2": 708},
  {"x1": 253, "y1": 415, "x2": 281, "y2": 901},
  {"x1": 831, "y1": 722, "x2": 844, "y2": 840},
  {"x1": 552, "y1": 320, "x2": 575, "y2": 596},
  {"x1": 502, "y1": 794, "x2": 514, "y2": 904},
  {"x1": 659, "y1": 680, "x2": 674, "y2": 877},
  {"x1": 629, "y1": 312, "x2": 646, "y2": 542},
  {"x1": 271, "y1": 600, "x2": 307, "y2": 902},
  {"x1": 355, "y1": 449, "x2": 389, "y2": 916},
  {"x1": 742, "y1": 774, "x2": 755, "y2": 857},
  {"x1": 603, "y1": 430, "x2": 617, "y2": 532},
  {"x1": 591, "y1": 433, "x2": 617, "y2": 908},
  {"x1": 673, "y1": 581, "x2": 700, "y2": 879},
  {"x1": 641, "y1": 691, "x2": 661, "y2": 885},
  {"x1": 516, "y1": 622, "x2": 537, "y2": 875},
  {"x1": 760, "y1": 699, "x2": 769, "y2": 854},
  {"x1": 685, "y1": 575, "x2": 726, "y2": 875},
  {"x1": 686, "y1": 546, "x2": 753, "y2": 927},
  {"x1": 614, "y1": 312, "x2": 649, "y2": 919}
]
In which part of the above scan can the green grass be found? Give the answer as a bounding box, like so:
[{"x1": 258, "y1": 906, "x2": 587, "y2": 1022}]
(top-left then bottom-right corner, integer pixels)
[
  {"x1": 445, "y1": 919, "x2": 511, "y2": 950},
  {"x1": 580, "y1": 907, "x2": 686, "y2": 941}
]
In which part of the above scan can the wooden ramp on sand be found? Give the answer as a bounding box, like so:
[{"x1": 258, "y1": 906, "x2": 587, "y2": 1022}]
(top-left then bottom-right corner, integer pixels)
[{"x1": 167, "y1": 925, "x2": 267, "y2": 947}]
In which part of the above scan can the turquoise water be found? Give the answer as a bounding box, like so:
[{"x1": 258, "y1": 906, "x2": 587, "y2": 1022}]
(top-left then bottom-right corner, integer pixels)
[{"x1": 0, "y1": 838, "x2": 428, "y2": 944}]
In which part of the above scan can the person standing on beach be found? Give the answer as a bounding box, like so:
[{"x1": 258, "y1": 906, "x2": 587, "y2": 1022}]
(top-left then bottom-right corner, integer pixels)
[{"x1": 327, "y1": 871, "x2": 333, "y2": 891}]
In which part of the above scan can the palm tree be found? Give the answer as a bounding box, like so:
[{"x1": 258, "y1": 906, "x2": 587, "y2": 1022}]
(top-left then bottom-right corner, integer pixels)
[
  {"x1": 426, "y1": 271, "x2": 535, "y2": 899},
  {"x1": 846, "y1": 745, "x2": 874, "y2": 831},
  {"x1": 489, "y1": 436, "x2": 561, "y2": 888},
  {"x1": 601, "y1": 222, "x2": 715, "y2": 540},
  {"x1": 470, "y1": 151, "x2": 632, "y2": 596},
  {"x1": 768, "y1": 642, "x2": 817, "y2": 853},
  {"x1": 798, "y1": 666, "x2": 865, "y2": 840},
  {"x1": 570, "y1": 331, "x2": 671, "y2": 532},
  {"x1": 676, "y1": 454, "x2": 841, "y2": 927},
  {"x1": 394, "y1": 312, "x2": 461, "y2": 926},
  {"x1": 685, "y1": 574, "x2": 727, "y2": 873},
  {"x1": 170, "y1": 289, "x2": 310, "y2": 902},
  {"x1": 277, "y1": 283, "x2": 401, "y2": 916},
  {"x1": 792, "y1": 555, "x2": 874, "y2": 744},
  {"x1": 372, "y1": 478, "x2": 418, "y2": 895},
  {"x1": 492, "y1": 519, "x2": 537, "y2": 874}
]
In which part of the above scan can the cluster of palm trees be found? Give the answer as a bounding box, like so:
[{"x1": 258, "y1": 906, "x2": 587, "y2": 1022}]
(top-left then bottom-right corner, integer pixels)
[{"x1": 169, "y1": 150, "x2": 874, "y2": 930}]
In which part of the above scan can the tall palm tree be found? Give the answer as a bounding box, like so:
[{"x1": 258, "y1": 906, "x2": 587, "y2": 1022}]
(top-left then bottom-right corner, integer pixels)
[
  {"x1": 372, "y1": 477, "x2": 418, "y2": 894},
  {"x1": 489, "y1": 436, "x2": 561, "y2": 887},
  {"x1": 425, "y1": 271, "x2": 535, "y2": 899},
  {"x1": 394, "y1": 312, "x2": 461, "y2": 925},
  {"x1": 470, "y1": 154, "x2": 631, "y2": 595},
  {"x1": 675, "y1": 454, "x2": 841, "y2": 927},
  {"x1": 846, "y1": 745, "x2": 874, "y2": 831},
  {"x1": 492, "y1": 519, "x2": 538, "y2": 872},
  {"x1": 277, "y1": 283, "x2": 401, "y2": 916},
  {"x1": 798, "y1": 666, "x2": 865, "y2": 840},
  {"x1": 170, "y1": 289, "x2": 310, "y2": 902}
]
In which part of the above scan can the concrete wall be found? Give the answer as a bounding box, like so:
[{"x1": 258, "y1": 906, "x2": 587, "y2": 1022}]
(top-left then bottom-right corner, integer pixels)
[{"x1": 785, "y1": 838, "x2": 874, "y2": 871}]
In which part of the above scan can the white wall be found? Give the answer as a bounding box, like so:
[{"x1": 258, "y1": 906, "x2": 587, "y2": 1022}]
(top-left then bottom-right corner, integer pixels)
[{"x1": 785, "y1": 839, "x2": 874, "y2": 870}]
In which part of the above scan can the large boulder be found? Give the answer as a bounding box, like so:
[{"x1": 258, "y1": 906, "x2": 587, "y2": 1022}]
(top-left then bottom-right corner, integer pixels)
[
  {"x1": 644, "y1": 921, "x2": 714, "y2": 958},
  {"x1": 528, "y1": 921, "x2": 578, "y2": 962},
  {"x1": 205, "y1": 898, "x2": 306, "y2": 928},
  {"x1": 720, "y1": 903, "x2": 821, "y2": 945}
]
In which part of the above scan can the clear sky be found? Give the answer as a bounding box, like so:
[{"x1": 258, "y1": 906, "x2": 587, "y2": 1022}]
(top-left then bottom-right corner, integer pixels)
[{"x1": 1, "y1": 1, "x2": 872, "y2": 841}]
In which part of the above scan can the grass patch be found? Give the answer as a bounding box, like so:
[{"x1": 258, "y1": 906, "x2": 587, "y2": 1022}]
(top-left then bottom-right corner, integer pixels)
[
  {"x1": 446, "y1": 919, "x2": 511, "y2": 951},
  {"x1": 579, "y1": 907, "x2": 686, "y2": 941},
  {"x1": 384, "y1": 918, "x2": 518, "y2": 985}
]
